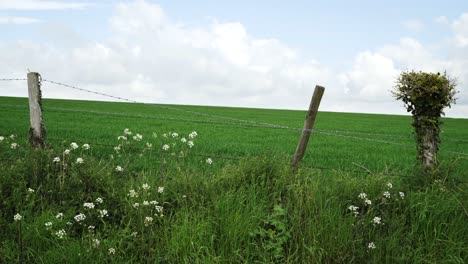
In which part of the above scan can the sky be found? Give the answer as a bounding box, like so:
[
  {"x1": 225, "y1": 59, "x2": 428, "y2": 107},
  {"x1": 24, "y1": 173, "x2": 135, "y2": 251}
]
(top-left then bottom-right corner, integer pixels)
[{"x1": 1, "y1": 0, "x2": 468, "y2": 118}]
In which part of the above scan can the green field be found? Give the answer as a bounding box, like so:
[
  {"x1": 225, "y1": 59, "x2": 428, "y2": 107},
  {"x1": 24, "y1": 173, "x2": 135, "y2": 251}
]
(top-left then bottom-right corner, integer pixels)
[{"x1": 0, "y1": 96, "x2": 467, "y2": 263}]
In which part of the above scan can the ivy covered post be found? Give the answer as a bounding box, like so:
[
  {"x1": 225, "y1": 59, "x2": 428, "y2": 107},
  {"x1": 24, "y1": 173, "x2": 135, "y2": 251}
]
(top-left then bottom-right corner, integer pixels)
[{"x1": 393, "y1": 71, "x2": 457, "y2": 173}]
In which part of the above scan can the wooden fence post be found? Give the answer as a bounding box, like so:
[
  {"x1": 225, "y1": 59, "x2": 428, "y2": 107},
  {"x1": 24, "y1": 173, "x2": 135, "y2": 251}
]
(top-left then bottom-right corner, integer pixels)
[
  {"x1": 291, "y1": 85, "x2": 325, "y2": 171},
  {"x1": 27, "y1": 72, "x2": 47, "y2": 148}
]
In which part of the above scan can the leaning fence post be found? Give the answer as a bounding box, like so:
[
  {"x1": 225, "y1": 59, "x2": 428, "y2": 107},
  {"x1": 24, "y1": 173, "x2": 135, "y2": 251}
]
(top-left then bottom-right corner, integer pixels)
[
  {"x1": 291, "y1": 85, "x2": 325, "y2": 171},
  {"x1": 27, "y1": 72, "x2": 46, "y2": 148}
]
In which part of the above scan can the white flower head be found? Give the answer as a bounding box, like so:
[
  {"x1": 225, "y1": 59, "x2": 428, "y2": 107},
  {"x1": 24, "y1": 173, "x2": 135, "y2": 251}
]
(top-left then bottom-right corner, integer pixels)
[
  {"x1": 155, "y1": 205, "x2": 163, "y2": 213},
  {"x1": 117, "y1": 136, "x2": 127, "y2": 141},
  {"x1": 188, "y1": 131, "x2": 198, "y2": 139},
  {"x1": 365, "y1": 199, "x2": 372, "y2": 206},
  {"x1": 158, "y1": 186, "x2": 164, "y2": 193},
  {"x1": 45, "y1": 221, "x2": 53, "y2": 227},
  {"x1": 146, "y1": 142, "x2": 152, "y2": 148},
  {"x1": 358, "y1": 193, "x2": 367, "y2": 199},
  {"x1": 10, "y1": 143, "x2": 18, "y2": 149},
  {"x1": 56, "y1": 212, "x2": 64, "y2": 219},
  {"x1": 152, "y1": 132, "x2": 158, "y2": 138},
  {"x1": 150, "y1": 200, "x2": 159, "y2": 205},
  {"x1": 92, "y1": 238, "x2": 100, "y2": 248},
  {"x1": 84, "y1": 202, "x2": 95, "y2": 209},
  {"x1": 142, "y1": 183, "x2": 150, "y2": 190},
  {"x1": 63, "y1": 149, "x2": 70, "y2": 155},
  {"x1": 187, "y1": 141, "x2": 194, "y2": 148},
  {"x1": 162, "y1": 133, "x2": 168, "y2": 138},
  {"x1": 128, "y1": 189, "x2": 138, "y2": 198},
  {"x1": 162, "y1": 144, "x2": 170, "y2": 151},
  {"x1": 70, "y1": 142, "x2": 79, "y2": 150},
  {"x1": 55, "y1": 229, "x2": 66, "y2": 239},
  {"x1": 181, "y1": 137, "x2": 187, "y2": 143},
  {"x1": 383, "y1": 191, "x2": 391, "y2": 198},
  {"x1": 115, "y1": 166, "x2": 123, "y2": 172},
  {"x1": 399, "y1": 192, "x2": 405, "y2": 199},
  {"x1": 53, "y1": 157, "x2": 60, "y2": 163},
  {"x1": 348, "y1": 205, "x2": 359, "y2": 211},
  {"x1": 206, "y1": 158, "x2": 213, "y2": 165},
  {"x1": 95, "y1": 197, "x2": 103, "y2": 204},
  {"x1": 144, "y1": 216, "x2": 153, "y2": 226},
  {"x1": 14, "y1": 213, "x2": 22, "y2": 221},
  {"x1": 88, "y1": 225, "x2": 95, "y2": 232},
  {"x1": 132, "y1": 203, "x2": 140, "y2": 209},
  {"x1": 387, "y1": 182, "x2": 393, "y2": 189},
  {"x1": 124, "y1": 128, "x2": 132, "y2": 135},
  {"x1": 82, "y1": 144, "x2": 90, "y2": 150},
  {"x1": 171, "y1": 132, "x2": 179, "y2": 138},
  {"x1": 0, "y1": 136, "x2": 4, "y2": 142},
  {"x1": 372, "y1": 216, "x2": 381, "y2": 225},
  {"x1": 368, "y1": 242, "x2": 376, "y2": 249},
  {"x1": 99, "y1": 209, "x2": 108, "y2": 218},
  {"x1": 76, "y1": 157, "x2": 84, "y2": 164},
  {"x1": 10, "y1": 134, "x2": 16, "y2": 139},
  {"x1": 108, "y1": 248, "x2": 116, "y2": 255},
  {"x1": 28, "y1": 188, "x2": 35, "y2": 193},
  {"x1": 74, "y1": 213, "x2": 86, "y2": 222},
  {"x1": 133, "y1": 134, "x2": 143, "y2": 141}
]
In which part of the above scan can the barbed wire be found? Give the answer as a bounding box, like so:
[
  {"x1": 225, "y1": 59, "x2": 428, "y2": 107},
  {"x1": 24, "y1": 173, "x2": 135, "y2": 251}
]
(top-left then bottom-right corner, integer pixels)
[
  {"x1": 1, "y1": 103, "x2": 467, "y2": 157},
  {"x1": 0, "y1": 78, "x2": 27, "y2": 81}
]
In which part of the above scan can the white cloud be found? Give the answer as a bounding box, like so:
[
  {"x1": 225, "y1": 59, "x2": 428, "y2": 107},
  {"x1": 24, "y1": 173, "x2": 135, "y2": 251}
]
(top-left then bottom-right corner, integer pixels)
[
  {"x1": 453, "y1": 13, "x2": 468, "y2": 47},
  {"x1": 0, "y1": 16, "x2": 40, "y2": 24},
  {"x1": 402, "y1": 19, "x2": 424, "y2": 31},
  {"x1": 0, "y1": 1, "x2": 467, "y2": 118},
  {"x1": 435, "y1": 16, "x2": 449, "y2": 25},
  {"x1": 0, "y1": 0, "x2": 93, "y2": 10}
]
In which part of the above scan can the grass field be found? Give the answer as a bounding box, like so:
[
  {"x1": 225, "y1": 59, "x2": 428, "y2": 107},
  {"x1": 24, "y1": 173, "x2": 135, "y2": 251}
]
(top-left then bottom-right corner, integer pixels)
[{"x1": 0, "y1": 96, "x2": 467, "y2": 263}]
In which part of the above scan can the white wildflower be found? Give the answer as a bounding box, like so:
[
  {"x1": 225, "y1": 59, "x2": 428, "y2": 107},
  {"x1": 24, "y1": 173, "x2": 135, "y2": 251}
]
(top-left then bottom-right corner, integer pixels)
[
  {"x1": 14, "y1": 213, "x2": 22, "y2": 221},
  {"x1": 187, "y1": 141, "x2": 194, "y2": 148},
  {"x1": 128, "y1": 189, "x2": 138, "y2": 198},
  {"x1": 132, "y1": 203, "x2": 140, "y2": 209},
  {"x1": 150, "y1": 200, "x2": 158, "y2": 205},
  {"x1": 146, "y1": 142, "x2": 152, "y2": 148},
  {"x1": 76, "y1": 157, "x2": 84, "y2": 164},
  {"x1": 158, "y1": 186, "x2": 164, "y2": 193},
  {"x1": 0, "y1": 136, "x2": 4, "y2": 142},
  {"x1": 108, "y1": 248, "x2": 116, "y2": 255},
  {"x1": 188, "y1": 131, "x2": 198, "y2": 139},
  {"x1": 114, "y1": 145, "x2": 121, "y2": 152},
  {"x1": 28, "y1": 188, "x2": 35, "y2": 193},
  {"x1": 368, "y1": 242, "x2": 376, "y2": 249},
  {"x1": 162, "y1": 144, "x2": 170, "y2": 151},
  {"x1": 372, "y1": 216, "x2": 382, "y2": 225},
  {"x1": 55, "y1": 229, "x2": 66, "y2": 239},
  {"x1": 83, "y1": 202, "x2": 95, "y2": 209},
  {"x1": 99, "y1": 209, "x2": 108, "y2": 218},
  {"x1": 171, "y1": 132, "x2": 179, "y2": 138},
  {"x1": 95, "y1": 197, "x2": 103, "y2": 204},
  {"x1": 10, "y1": 134, "x2": 16, "y2": 139},
  {"x1": 133, "y1": 134, "x2": 143, "y2": 141},
  {"x1": 92, "y1": 238, "x2": 100, "y2": 248},
  {"x1": 143, "y1": 201, "x2": 150, "y2": 206},
  {"x1": 142, "y1": 183, "x2": 150, "y2": 190},
  {"x1": 53, "y1": 157, "x2": 60, "y2": 163},
  {"x1": 206, "y1": 158, "x2": 213, "y2": 165},
  {"x1": 88, "y1": 225, "x2": 95, "y2": 232},
  {"x1": 348, "y1": 205, "x2": 359, "y2": 211},
  {"x1": 155, "y1": 205, "x2": 163, "y2": 213},
  {"x1": 383, "y1": 191, "x2": 391, "y2": 198},
  {"x1": 56, "y1": 212, "x2": 64, "y2": 219},
  {"x1": 152, "y1": 132, "x2": 158, "y2": 138},
  {"x1": 124, "y1": 128, "x2": 132, "y2": 135},
  {"x1": 365, "y1": 199, "x2": 372, "y2": 206},
  {"x1": 162, "y1": 133, "x2": 168, "y2": 138},
  {"x1": 399, "y1": 192, "x2": 405, "y2": 199},
  {"x1": 144, "y1": 216, "x2": 153, "y2": 226},
  {"x1": 358, "y1": 193, "x2": 367, "y2": 199},
  {"x1": 387, "y1": 182, "x2": 393, "y2": 189},
  {"x1": 74, "y1": 213, "x2": 86, "y2": 222},
  {"x1": 45, "y1": 222, "x2": 53, "y2": 228},
  {"x1": 82, "y1": 144, "x2": 90, "y2": 150},
  {"x1": 70, "y1": 142, "x2": 79, "y2": 150},
  {"x1": 115, "y1": 166, "x2": 123, "y2": 172},
  {"x1": 117, "y1": 136, "x2": 127, "y2": 141},
  {"x1": 181, "y1": 137, "x2": 187, "y2": 143},
  {"x1": 63, "y1": 149, "x2": 70, "y2": 155},
  {"x1": 131, "y1": 232, "x2": 138, "y2": 237},
  {"x1": 10, "y1": 143, "x2": 18, "y2": 149}
]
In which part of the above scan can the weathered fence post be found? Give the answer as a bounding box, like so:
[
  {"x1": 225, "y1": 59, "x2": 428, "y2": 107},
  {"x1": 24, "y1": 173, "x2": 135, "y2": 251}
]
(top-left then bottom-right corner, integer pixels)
[
  {"x1": 27, "y1": 72, "x2": 46, "y2": 148},
  {"x1": 291, "y1": 85, "x2": 325, "y2": 171}
]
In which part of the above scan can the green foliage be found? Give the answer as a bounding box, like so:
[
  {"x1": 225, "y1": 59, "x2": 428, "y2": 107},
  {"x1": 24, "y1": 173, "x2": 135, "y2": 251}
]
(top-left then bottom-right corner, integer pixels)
[{"x1": 393, "y1": 71, "x2": 457, "y2": 171}]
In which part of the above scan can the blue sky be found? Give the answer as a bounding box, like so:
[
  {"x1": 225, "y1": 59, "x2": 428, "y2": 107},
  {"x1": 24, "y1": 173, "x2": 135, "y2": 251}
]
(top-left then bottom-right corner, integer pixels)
[{"x1": 1, "y1": 0, "x2": 468, "y2": 117}]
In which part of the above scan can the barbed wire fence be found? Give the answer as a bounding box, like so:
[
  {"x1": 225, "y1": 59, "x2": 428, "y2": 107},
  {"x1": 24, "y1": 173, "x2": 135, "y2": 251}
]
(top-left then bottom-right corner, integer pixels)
[{"x1": 1, "y1": 77, "x2": 468, "y2": 167}]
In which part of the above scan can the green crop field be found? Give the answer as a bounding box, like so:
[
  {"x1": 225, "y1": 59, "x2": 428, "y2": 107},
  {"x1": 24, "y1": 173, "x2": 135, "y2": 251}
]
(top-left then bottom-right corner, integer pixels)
[{"x1": 0, "y1": 96, "x2": 467, "y2": 263}]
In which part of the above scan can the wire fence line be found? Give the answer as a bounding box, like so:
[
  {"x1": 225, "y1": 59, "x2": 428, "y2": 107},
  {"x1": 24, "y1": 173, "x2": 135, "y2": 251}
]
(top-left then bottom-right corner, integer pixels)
[
  {"x1": 1, "y1": 103, "x2": 467, "y2": 157},
  {"x1": 0, "y1": 78, "x2": 27, "y2": 81}
]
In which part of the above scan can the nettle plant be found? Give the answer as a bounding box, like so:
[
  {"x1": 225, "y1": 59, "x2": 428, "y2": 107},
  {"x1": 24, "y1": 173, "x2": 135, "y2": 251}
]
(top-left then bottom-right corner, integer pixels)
[{"x1": 393, "y1": 71, "x2": 457, "y2": 173}]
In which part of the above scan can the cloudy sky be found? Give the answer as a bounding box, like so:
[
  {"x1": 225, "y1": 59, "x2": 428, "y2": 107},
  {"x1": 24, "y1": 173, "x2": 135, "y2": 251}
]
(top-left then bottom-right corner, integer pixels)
[{"x1": 1, "y1": 0, "x2": 468, "y2": 118}]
